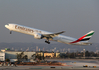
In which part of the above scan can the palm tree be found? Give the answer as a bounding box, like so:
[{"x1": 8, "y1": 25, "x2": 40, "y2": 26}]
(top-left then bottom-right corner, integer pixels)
[{"x1": 16, "y1": 51, "x2": 28, "y2": 62}]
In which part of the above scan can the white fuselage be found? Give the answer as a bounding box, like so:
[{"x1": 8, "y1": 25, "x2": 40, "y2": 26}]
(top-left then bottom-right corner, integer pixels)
[{"x1": 5, "y1": 24, "x2": 87, "y2": 45}]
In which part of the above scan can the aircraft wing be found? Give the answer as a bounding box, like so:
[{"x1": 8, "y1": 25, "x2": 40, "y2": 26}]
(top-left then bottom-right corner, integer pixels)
[{"x1": 42, "y1": 31, "x2": 65, "y2": 38}]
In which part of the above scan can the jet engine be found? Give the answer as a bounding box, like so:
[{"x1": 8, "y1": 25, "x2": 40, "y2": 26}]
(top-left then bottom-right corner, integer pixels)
[{"x1": 34, "y1": 33, "x2": 44, "y2": 39}]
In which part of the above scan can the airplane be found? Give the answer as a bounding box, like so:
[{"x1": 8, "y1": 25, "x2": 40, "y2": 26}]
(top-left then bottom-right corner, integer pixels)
[{"x1": 5, "y1": 23, "x2": 94, "y2": 45}]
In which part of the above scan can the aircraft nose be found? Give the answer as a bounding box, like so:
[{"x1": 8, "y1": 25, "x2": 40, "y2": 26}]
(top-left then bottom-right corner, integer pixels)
[{"x1": 5, "y1": 25, "x2": 9, "y2": 28}]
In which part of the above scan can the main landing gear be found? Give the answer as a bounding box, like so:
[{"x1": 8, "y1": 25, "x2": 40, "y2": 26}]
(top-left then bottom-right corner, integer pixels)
[
  {"x1": 45, "y1": 41, "x2": 50, "y2": 44},
  {"x1": 45, "y1": 38, "x2": 50, "y2": 44}
]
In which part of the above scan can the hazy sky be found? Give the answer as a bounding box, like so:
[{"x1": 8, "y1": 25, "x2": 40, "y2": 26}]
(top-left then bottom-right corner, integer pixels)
[{"x1": 0, "y1": 0, "x2": 99, "y2": 43}]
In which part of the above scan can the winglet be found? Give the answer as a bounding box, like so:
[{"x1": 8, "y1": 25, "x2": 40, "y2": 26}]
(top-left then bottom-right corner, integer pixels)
[{"x1": 70, "y1": 30, "x2": 95, "y2": 43}]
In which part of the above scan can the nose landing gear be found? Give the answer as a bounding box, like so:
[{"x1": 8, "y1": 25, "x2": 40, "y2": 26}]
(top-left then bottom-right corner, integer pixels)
[{"x1": 10, "y1": 31, "x2": 12, "y2": 34}]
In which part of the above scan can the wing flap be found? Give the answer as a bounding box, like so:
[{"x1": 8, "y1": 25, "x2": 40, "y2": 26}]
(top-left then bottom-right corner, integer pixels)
[{"x1": 43, "y1": 31, "x2": 65, "y2": 38}]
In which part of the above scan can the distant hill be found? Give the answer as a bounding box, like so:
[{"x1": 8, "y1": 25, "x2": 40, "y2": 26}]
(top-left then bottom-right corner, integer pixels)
[{"x1": 0, "y1": 42, "x2": 99, "y2": 52}]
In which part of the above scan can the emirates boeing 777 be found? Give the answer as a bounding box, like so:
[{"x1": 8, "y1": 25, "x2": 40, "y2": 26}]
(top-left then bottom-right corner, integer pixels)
[{"x1": 5, "y1": 23, "x2": 94, "y2": 45}]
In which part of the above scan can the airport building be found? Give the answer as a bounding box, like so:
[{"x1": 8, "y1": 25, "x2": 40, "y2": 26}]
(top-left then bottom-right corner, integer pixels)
[
  {"x1": 0, "y1": 49, "x2": 36, "y2": 62},
  {"x1": 5, "y1": 52, "x2": 35, "y2": 61},
  {"x1": 0, "y1": 48, "x2": 61, "y2": 62},
  {"x1": 0, "y1": 52, "x2": 5, "y2": 61},
  {"x1": 44, "y1": 53, "x2": 55, "y2": 58}
]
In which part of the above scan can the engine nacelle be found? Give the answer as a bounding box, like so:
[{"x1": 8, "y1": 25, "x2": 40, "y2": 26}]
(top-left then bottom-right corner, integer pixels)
[{"x1": 34, "y1": 33, "x2": 43, "y2": 39}]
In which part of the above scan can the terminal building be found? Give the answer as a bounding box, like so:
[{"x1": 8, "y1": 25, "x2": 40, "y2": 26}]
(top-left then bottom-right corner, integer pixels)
[
  {"x1": 0, "y1": 48, "x2": 60, "y2": 62},
  {"x1": 0, "y1": 49, "x2": 36, "y2": 62},
  {"x1": 0, "y1": 52, "x2": 5, "y2": 61}
]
